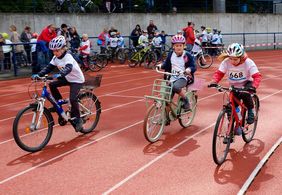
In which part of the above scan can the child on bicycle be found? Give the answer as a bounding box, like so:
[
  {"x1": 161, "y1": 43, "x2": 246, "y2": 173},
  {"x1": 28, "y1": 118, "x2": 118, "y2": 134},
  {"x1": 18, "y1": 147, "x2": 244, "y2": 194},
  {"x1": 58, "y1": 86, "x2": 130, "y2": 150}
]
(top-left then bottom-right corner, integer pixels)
[
  {"x1": 32, "y1": 35, "x2": 85, "y2": 132},
  {"x1": 158, "y1": 34, "x2": 196, "y2": 111},
  {"x1": 109, "y1": 31, "x2": 119, "y2": 62},
  {"x1": 209, "y1": 43, "x2": 262, "y2": 124}
]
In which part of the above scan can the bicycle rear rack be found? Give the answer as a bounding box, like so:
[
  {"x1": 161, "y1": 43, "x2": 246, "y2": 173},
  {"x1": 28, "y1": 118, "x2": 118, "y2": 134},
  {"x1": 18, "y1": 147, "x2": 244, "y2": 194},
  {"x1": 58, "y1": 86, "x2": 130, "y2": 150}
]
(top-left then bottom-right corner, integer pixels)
[{"x1": 145, "y1": 79, "x2": 172, "y2": 107}]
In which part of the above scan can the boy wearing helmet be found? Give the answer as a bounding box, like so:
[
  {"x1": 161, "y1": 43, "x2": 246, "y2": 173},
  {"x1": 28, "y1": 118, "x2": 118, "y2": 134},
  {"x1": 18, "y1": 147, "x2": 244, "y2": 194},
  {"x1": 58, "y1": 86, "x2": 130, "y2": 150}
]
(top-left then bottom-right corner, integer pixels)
[
  {"x1": 32, "y1": 35, "x2": 85, "y2": 132},
  {"x1": 109, "y1": 31, "x2": 118, "y2": 62},
  {"x1": 210, "y1": 43, "x2": 262, "y2": 125},
  {"x1": 159, "y1": 34, "x2": 196, "y2": 110}
]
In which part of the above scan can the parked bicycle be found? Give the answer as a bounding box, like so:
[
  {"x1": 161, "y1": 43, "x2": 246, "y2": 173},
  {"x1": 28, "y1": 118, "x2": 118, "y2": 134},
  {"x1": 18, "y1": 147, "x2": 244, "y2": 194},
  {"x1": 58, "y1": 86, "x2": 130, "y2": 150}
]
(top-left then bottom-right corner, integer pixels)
[
  {"x1": 13, "y1": 74, "x2": 102, "y2": 152},
  {"x1": 191, "y1": 45, "x2": 213, "y2": 69},
  {"x1": 208, "y1": 84, "x2": 259, "y2": 165},
  {"x1": 43, "y1": 0, "x2": 99, "y2": 13},
  {"x1": 143, "y1": 67, "x2": 198, "y2": 143},
  {"x1": 128, "y1": 45, "x2": 157, "y2": 68}
]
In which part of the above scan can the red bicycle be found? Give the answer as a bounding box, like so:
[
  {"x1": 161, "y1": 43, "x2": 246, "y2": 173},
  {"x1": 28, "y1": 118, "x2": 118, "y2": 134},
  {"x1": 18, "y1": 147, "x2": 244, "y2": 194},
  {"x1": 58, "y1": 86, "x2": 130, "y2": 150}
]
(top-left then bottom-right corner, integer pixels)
[{"x1": 208, "y1": 84, "x2": 260, "y2": 165}]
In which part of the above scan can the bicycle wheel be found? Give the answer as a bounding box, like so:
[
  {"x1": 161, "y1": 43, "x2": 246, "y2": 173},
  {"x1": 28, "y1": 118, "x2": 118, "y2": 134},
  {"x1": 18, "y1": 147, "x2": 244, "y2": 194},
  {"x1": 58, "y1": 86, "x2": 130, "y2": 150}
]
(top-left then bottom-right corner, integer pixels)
[
  {"x1": 78, "y1": 92, "x2": 101, "y2": 134},
  {"x1": 197, "y1": 54, "x2": 213, "y2": 69},
  {"x1": 143, "y1": 103, "x2": 166, "y2": 143},
  {"x1": 13, "y1": 104, "x2": 54, "y2": 152},
  {"x1": 42, "y1": 1, "x2": 56, "y2": 13},
  {"x1": 128, "y1": 52, "x2": 139, "y2": 67},
  {"x1": 212, "y1": 108, "x2": 234, "y2": 165},
  {"x1": 178, "y1": 91, "x2": 197, "y2": 128},
  {"x1": 89, "y1": 56, "x2": 105, "y2": 72},
  {"x1": 242, "y1": 95, "x2": 259, "y2": 143},
  {"x1": 143, "y1": 52, "x2": 157, "y2": 69},
  {"x1": 117, "y1": 49, "x2": 126, "y2": 64}
]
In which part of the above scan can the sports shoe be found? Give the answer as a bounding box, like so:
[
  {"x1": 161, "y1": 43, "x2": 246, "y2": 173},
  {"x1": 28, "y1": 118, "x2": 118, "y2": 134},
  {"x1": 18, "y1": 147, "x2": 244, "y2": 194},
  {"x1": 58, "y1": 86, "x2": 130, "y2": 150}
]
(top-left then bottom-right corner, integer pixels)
[
  {"x1": 48, "y1": 106, "x2": 57, "y2": 113},
  {"x1": 74, "y1": 118, "x2": 84, "y2": 132},
  {"x1": 247, "y1": 110, "x2": 255, "y2": 124},
  {"x1": 223, "y1": 136, "x2": 234, "y2": 144},
  {"x1": 181, "y1": 97, "x2": 191, "y2": 111},
  {"x1": 234, "y1": 126, "x2": 243, "y2": 135}
]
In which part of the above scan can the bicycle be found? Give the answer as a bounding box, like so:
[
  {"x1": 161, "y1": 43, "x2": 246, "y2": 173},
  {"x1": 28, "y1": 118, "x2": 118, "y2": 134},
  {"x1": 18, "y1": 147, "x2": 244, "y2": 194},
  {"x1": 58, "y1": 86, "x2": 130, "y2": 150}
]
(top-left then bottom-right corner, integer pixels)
[
  {"x1": 208, "y1": 84, "x2": 260, "y2": 165},
  {"x1": 191, "y1": 45, "x2": 213, "y2": 69},
  {"x1": 13, "y1": 74, "x2": 102, "y2": 152},
  {"x1": 143, "y1": 67, "x2": 198, "y2": 143},
  {"x1": 128, "y1": 45, "x2": 157, "y2": 68}
]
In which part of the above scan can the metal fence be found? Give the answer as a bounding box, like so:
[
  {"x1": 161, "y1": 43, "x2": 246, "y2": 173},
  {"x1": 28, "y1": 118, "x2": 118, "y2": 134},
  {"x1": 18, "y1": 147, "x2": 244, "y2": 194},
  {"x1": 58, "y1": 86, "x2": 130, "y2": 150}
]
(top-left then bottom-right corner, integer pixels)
[{"x1": 1, "y1": 32, "x2": 282, "y2": 79}]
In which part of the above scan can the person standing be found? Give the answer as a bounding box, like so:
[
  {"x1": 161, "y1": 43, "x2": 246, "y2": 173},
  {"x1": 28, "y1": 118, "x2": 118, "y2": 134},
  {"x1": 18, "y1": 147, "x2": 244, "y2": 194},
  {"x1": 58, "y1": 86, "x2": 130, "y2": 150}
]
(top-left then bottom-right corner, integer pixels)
[
  {"x1": 147, "y1": 20, "x2": 158, "y2": 39},
  {"x1": 182, "y1": 21, "x2": 195, "y2": 52},
  {"x1": 130, "y1": 24, "x2": 142, "y2": 47},
  {"x1": 20, "y1": 26, "x2": 32, "y2": 65}
]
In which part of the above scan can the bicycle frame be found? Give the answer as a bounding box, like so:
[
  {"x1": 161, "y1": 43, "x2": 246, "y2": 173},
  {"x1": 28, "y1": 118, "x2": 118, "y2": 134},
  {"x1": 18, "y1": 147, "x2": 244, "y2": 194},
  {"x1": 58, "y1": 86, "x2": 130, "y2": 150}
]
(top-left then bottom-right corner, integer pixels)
[{"x1": 223, "y1": 91, "x2": 248, "y2": 136}]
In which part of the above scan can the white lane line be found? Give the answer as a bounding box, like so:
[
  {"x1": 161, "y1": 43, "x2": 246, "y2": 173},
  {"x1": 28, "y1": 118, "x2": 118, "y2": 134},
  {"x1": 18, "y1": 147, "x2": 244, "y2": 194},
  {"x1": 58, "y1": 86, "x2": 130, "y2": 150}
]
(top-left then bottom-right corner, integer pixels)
[
  {"x1": 0, "y1": 84, "x2": 152, "y2": 123},
  {"x1": 260, "y1": 89, "x2": 282, "y2": 100},
  {"x1": 102, "y1": 123, "x2": 216, "y2": 195},
  {"x1": 0, "y1": 99, "x2": 145, "y2": 145},
  {"x1": 0, "y1": 120, "x2": 144, "y2": 185},
  {"x1": 105, "y1": 94, "x2": 144, "y2": 99},
  {"x1": 102, "y1": 88, "x2": 282, "y2": 194},
  {"x1": 237, "y1": 136, "x2": 282, "y2": 195}
]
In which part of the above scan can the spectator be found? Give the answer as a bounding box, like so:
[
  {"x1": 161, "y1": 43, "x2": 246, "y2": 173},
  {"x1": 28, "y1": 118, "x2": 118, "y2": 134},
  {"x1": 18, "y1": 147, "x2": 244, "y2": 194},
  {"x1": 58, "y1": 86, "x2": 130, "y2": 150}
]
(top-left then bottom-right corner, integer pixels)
[
  {"x1": 1, "y1": 33, "x2": 12, "y2": 70},
  {"x1": 108, "y1": 26, "x2": 118, "y2": 36},
  {"x1": 200, "y1": 26, "x2": 208, "y2": 47},
  {"x1": 57, "y1": 24, "x2": 71, "y2": 46},
  {"x1": 20, "y1": 26, "x2": 32, "y2": 65},
  {"x1": 159, "y1": 30, "x2": 167, "y2": 44},
  {"x1": 182, "y1": 21, "x2": 196, "y2": 52},
  {"x1": 109, "y1": 31, "x2": 118, "y2": 62},
  {"x1": 30, "y1": 33, "x2": 38, "y2": 74},
  {"x1": 152, "y1": 31, "x2": 163, "y2": 60},
  {"x1": 97, "y1": 28, "x2": 109, "y2": 53},
  {"x1": 147, "y1": 20, "x2": 158, "y2": 39},
  {"x1": 130, "y1": 24, "x2": 142, "y2": 47},
  {"x1": 37, "y1": 24, "x2": 57, "y2": 70},
  {"x1": 0, "y1": 34, "x2": 4, "y2": 72},
  {"x1": 10, "y1": 25, "x2": 25, "y2": 69},
  {"x1": 78, "y1": 33, "x2": 91, "y2": 70},
  {"x1": 69, "y1": 26, "x2": 81, "y2": 50}
]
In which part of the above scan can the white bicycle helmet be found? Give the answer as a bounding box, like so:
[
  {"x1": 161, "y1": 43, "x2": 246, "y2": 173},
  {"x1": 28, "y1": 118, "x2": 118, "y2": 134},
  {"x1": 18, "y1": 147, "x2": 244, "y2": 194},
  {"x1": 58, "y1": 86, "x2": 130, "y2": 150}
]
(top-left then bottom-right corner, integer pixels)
[
  {"x1": 226, "y1": 43, "x2": 244, "y2": 57},
  {"x1": 49, "y1": 35, "x2": 66, "y2": 50}
]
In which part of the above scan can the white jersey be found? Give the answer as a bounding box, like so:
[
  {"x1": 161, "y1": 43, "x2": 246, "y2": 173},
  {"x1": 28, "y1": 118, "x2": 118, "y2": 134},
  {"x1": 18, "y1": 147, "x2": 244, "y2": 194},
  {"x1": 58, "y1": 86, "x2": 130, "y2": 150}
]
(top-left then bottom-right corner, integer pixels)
[
  {"x1": 201, "y1": 30, "x2": 208, "y2": 43},
  {"x1": 138, "y1": 35, "x2": 148, "y2": 47},
  {"x1": 50, "y1": 53, "x2": 85, "y2": 83},
  {"x1": 211, "y1": 34, "x2": 220, "y2": 44},
  {"x1": 109, "y1": 37, "x2": 118, "y2": 48},
  {"x1": 3, "y1": 39, "x2": 12, "y2": 53},
  {"x1": 152, "y1": 36, "x2": 162, "y2": 48},
  {"x1": 192, "y1": 38, "x2": 202, "y2": 53},
  {"x1": 219, "y1": 58, "x2": 259, "y2": 87},
  {"x1": 80, "y1": 40, "x2": 91, "y2": 55},
  {"x1": 30, "y1": 38, "x2": 37, "y2": 53},
  {"x1": 170, "y1": 52, "x2": 187, "y2": 82}
]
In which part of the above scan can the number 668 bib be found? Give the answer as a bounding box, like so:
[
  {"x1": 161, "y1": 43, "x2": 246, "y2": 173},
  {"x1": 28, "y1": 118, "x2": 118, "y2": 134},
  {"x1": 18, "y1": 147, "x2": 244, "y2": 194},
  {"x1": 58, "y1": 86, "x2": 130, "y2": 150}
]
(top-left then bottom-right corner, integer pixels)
[{"x1": 228, "y1": 70, "x2": 247, "y2": 81}]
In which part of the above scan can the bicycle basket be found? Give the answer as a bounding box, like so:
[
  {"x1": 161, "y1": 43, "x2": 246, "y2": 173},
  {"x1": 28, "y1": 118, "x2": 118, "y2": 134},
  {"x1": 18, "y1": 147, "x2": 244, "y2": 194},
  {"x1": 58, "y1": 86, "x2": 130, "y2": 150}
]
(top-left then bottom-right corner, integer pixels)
[
  {"x1": 83, "y1": 74, "x2": 102, "y2": 89},
  {"x1": 145, "y1": 79, "x2": 172, "y2": 103}
]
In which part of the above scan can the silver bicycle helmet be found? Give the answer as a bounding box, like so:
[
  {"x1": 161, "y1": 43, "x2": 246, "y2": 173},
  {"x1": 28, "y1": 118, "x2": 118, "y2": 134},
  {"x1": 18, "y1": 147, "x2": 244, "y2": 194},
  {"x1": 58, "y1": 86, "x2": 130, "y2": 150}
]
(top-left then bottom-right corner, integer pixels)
[{"x1": 49, "y1": 35, "x2": 66, "y2": 50}]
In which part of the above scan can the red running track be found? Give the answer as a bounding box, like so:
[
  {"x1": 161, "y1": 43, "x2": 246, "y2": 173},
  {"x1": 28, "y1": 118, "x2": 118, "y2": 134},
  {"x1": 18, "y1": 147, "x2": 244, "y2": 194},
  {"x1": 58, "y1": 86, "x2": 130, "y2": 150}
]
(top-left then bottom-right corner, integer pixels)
[{"x1": 0, "y1": 50, "x2": 281, "y2": 194}]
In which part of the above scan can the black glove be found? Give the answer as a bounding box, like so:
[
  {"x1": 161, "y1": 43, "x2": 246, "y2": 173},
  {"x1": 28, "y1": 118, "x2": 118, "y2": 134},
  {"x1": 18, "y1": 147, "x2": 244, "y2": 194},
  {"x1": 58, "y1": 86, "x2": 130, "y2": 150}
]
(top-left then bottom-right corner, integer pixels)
[{"x1": 208, "y1": 83, "x2": 218, "y2": 88}]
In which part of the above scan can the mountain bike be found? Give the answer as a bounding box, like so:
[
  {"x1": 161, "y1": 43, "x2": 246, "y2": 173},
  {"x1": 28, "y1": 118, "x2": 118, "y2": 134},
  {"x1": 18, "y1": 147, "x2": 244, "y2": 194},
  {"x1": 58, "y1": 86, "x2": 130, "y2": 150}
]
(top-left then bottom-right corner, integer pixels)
[
  {"x1": 143, "y1": 66, "x2": 198, "y2": 143},
  {"x1": 128, "y1": 45, "x2": 157, "y2": 69},
  {"x1": 13, "y1": 74, "x2": 102, "y2": 152},
  {"x1": 191, "y1": 45, "x2": 213, "y2": 69},
  {"x1": 208, "y1": 84, "x2": 259, "y2": 165}
]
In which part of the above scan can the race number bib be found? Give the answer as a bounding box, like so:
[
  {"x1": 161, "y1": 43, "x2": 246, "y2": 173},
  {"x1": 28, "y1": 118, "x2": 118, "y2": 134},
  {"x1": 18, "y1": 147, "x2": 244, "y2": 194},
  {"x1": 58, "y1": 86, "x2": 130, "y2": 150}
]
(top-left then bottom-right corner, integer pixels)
[{"x1": 228, "y1": 70, "x2": 246, "y2": 81}]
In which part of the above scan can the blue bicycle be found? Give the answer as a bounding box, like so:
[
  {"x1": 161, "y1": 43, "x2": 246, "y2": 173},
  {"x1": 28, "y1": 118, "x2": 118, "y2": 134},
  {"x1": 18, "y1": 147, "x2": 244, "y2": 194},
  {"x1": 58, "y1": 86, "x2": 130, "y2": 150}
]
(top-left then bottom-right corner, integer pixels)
[{"x1": 13, "y1": 74, "x2": 102, "y2": 152}]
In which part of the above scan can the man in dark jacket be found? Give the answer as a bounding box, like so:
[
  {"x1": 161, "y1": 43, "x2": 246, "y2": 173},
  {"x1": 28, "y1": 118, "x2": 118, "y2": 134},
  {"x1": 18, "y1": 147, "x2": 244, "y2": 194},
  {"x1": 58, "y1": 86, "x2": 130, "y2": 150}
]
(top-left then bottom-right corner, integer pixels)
[
  {"x1": 147, "y1": 20, "x2": 158, "y2": 39},
  {"x1": 20, "y1": 26, "x2": 32, "y2": 65}
]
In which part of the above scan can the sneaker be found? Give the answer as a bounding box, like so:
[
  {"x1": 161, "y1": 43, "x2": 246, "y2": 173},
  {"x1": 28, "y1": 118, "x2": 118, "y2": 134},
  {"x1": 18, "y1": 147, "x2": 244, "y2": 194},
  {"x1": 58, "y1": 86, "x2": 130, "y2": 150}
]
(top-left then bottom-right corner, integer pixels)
[
  {"x1": 182, "y1": 98, "x2": 191, "y2": 111},
  {"x1": 247, "y1": 110, "x2": 255, "y2": 124},
  {"x1": 234, "y1": 126, "x2": 243, "y2": 135},
  {"x1": 73, "y1": 118, "x2": 84, "y2": 132},
  {"x1": 223, "y1": 136, "x2": 234, "y2": 144},
  {"x1": 48, "y1": 106, "x2": 57, "y2": 113}
]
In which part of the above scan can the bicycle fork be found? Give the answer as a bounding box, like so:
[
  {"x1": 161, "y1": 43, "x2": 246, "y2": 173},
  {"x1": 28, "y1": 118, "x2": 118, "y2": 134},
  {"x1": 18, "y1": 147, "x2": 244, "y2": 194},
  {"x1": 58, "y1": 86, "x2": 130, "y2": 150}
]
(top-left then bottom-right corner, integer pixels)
[{"x1": 30, "y1": 98, "x2": 46, "y2": 131}]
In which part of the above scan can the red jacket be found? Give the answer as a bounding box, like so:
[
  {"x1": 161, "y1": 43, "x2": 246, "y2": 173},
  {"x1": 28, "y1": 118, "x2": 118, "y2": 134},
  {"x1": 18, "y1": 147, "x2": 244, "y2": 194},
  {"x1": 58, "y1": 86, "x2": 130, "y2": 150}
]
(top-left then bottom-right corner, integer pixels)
[
  {"x1": 38, "y1": 26, "x2": 57, "y2": 43},
  {"x1": 182, "y1": 26, "x2": 195, "y2": 44}
]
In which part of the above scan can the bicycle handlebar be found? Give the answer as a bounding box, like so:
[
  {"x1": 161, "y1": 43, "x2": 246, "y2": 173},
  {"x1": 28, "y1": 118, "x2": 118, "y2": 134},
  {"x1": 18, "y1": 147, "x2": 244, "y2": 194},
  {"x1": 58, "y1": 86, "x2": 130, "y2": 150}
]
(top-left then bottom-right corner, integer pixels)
[
  {"x1": 155, "y1": 64, "x2": 185, "y2": 76},
  {"x1": 208, "y1": 83, "x2": 253, "y2": 93}
]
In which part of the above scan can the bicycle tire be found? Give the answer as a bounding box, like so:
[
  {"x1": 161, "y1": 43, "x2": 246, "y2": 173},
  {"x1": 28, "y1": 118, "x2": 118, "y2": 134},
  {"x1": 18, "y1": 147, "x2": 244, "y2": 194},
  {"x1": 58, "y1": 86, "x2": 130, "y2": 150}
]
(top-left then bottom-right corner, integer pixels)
[
  {"x1": 197, "y1": 54, "x2": 213, "y2": 69},
  {"x1": 212, "y1": 108, "x2": 234, "y2": 165},
  {"x1": 143, "y1": 103, "x2": 165, "y2": 143},
  {"x1": 117, "y1": 49, "x2": 126, "y2": 64},
  {"x1": 178, "y1": 92, "x2": 197, "y2": 128},
  {"x1": 89, "y1": 56, "x2": 105, "y2": 72},
  {"x1": 78, "y1": 92, "x2": 101, "y2": 134},
  {"x1": 242, "y1": 95, "x2": 259, "y2": 143},
  {"x1": 128, "y1": 52, "x2": 139, "y2": 67},
  {"x1": 13, "y1": 104, "x2": 54, "y2": 152},
  {"x1": 143, "y1": 52, "x2": 157, "y2": 69}
]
